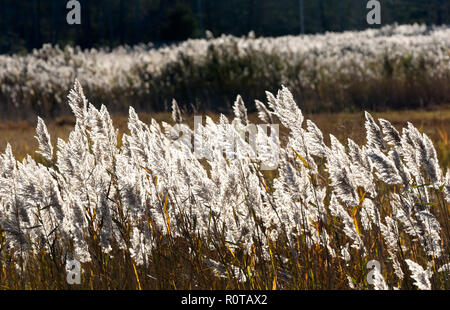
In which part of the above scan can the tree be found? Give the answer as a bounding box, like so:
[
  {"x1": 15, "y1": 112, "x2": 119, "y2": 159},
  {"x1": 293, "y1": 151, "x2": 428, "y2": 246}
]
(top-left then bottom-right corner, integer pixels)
[
  {"x1": 299, "y1": 0, "x2": 305, "y2": 34},
  {"x1": 33, "y1": 0, "x2": 40, "y2": 49},
  {"x1": 160, "y1": 2, "x2": 198, "y2": 41},
  {"x1": 196, "y1": 0, "x2": 204, "y2": 37},
  {"x1": 0, "y1": 0, "x2": 448, "y2": 54},
  {"x1": 134, "y1": 0, "x2": 141, "y2": 44}
]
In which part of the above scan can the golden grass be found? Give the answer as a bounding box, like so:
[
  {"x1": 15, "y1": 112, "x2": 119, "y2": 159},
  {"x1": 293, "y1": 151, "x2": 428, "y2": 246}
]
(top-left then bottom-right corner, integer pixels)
[
  {"x1": 2, "y1": 108, "x2": 449, "y2": 168},
  {"x1": 0, "y1": 108, "x2": 449, "y2": 290}
]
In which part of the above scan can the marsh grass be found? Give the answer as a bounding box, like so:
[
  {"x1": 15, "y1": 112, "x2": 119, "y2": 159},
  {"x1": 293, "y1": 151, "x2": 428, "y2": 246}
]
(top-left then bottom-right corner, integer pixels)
[{"x1": 0, "y1": 107, "x2": 448, "y2": 290}]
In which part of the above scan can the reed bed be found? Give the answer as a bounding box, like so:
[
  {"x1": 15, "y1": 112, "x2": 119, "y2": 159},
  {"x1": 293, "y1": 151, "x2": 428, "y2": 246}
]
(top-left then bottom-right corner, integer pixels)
[{"x1": 0, "y1": 81, "x2": 448, "y2": 289}]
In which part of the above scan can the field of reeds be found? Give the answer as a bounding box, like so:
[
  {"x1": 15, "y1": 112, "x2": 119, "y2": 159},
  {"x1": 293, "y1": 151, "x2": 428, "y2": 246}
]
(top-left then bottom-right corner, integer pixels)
[
  {"x1": 1, "y1": 24, "x2": 450, "y2": 119},
  {"x1": 0, "y1": 80, "x2": 448, "y2": 290}
]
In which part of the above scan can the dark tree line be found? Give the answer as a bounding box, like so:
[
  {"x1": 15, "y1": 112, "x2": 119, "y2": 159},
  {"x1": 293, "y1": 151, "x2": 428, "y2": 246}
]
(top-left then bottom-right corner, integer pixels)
[{"x1": 0, "y1": 0, "x2": 449, "y2": 54}]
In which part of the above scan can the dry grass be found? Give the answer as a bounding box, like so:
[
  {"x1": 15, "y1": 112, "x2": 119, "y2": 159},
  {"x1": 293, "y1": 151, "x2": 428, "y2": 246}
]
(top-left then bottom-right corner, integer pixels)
[
  {"x1": 0, "y1": 107, "x2": 449, "y2": 290},
  {"x1": 2, "y1": 108, "x2": 449, "y2": 169}
]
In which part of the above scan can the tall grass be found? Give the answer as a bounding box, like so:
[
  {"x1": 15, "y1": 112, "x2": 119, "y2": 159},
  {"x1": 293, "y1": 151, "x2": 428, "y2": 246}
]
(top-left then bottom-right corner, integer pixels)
[
  {"x1": 1, "y1": 24, "x2": 450, "y2": 119},
  {"x1": 0, "y1": 81, "x2": 448, "y2": 290}
]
